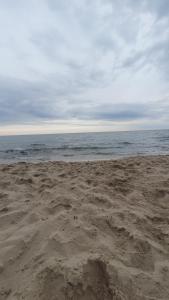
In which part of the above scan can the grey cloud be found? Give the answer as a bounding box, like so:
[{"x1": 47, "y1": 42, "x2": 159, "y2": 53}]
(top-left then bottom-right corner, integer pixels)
[
  {"x1": 0, "y1": 74, "x2": 106, "y2": 125},
  {"x1": 56, "y1": 100, "x2": 169, "y2": 123},
  {"x1": 112, "y1": 0, "x2": 169, "y2": 18},
  {"x1": 0, "y1": 77, "x2": 63, "y2": 123},
  {"x1": 93, "y1": 106, "x2": 147, "y2": 121},
  {"x1": 122, "y1": 36, "x2": 169, "y2": 78},
  {"x1": 82, "y1": 106, "x2": 148, "y2": 121},
  {"x1": 1, "y1": 75, "x2": 169, "y2": 127},
  {"x1": 83, "y1": 100, "x2": 169, "y2": 122},
  {"x1": 145, "y1": 0, "x2": 169, "y2": 18}
]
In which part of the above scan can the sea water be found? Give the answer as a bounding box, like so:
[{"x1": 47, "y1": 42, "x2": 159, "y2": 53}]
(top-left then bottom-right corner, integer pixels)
[{"x1": 0, "y1": 130, "x2": 169, "y2": 163}]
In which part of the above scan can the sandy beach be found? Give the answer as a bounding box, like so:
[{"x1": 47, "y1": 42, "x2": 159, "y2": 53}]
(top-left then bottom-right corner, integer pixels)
[{"x1": 0, "y1": 155, "x2": 169, "y2": 299}]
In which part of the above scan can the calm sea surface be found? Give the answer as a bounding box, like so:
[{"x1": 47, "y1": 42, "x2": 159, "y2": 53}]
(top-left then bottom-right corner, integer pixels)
[{"x1": 0, "y1": 130, "x2": 169, "y2": 163}]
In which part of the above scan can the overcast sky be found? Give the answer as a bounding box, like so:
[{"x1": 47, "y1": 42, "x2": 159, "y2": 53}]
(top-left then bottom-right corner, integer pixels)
[{"x1": 0, "y1": 0, "x2": 169, "y2": 135}]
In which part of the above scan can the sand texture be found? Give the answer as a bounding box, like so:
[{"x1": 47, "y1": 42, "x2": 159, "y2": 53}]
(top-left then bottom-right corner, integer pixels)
[{"x1": 0, "y1": 156, "x2": 169, "y2": 299}]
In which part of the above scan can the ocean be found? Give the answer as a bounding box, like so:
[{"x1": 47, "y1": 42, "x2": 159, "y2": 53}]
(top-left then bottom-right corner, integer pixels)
[{"x1": 0, "y1": 129, "x2": 169, "y2": 163}]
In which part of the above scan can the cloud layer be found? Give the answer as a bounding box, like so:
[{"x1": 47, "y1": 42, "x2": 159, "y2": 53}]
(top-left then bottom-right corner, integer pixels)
[{"x1": 0, "y1": 0, "x2": 169, "y2": 133}]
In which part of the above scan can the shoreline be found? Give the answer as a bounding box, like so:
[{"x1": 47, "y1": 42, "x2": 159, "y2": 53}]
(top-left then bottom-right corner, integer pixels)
[
  {"x1": 0, "y1": 154, "x2": 169, "y2": 167},
  {"x1": 0, "y1": 153, "x2": 169, "y2": 166},
  {"x1": 0, "y1": 155, "x2": 169, "y2": 299}
]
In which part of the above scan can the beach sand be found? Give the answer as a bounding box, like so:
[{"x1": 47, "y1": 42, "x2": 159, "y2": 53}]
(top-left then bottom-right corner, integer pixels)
[{"x1": 0, "y1": 156, "x2": 169, "y2": 299}]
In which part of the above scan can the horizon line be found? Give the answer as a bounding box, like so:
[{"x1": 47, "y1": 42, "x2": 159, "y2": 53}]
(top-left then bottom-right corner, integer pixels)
[{"x1": 0, "y1": 128, "x2": 169, "y2": 138}]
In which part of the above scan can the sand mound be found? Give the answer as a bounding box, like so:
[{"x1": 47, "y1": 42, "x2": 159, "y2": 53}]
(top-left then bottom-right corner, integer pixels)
[
  {"x1": 0, "y1": 156, "x2": 169, "y2": 299},
  {"x1": 34, "y1": 258, "x2": 124, "y2": 300}
]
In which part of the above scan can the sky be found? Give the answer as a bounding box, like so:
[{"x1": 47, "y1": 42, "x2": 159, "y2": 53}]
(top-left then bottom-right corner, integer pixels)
[{"x1": 0, "y1": 0, "x2": 169, "y2": 135}]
